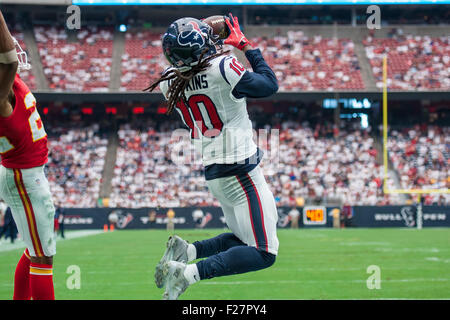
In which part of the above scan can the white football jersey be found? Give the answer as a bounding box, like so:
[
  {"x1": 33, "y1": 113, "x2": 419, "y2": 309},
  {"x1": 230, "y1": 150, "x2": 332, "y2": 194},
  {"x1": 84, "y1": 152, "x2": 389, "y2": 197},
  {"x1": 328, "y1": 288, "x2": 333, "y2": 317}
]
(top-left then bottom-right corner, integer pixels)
[{"x1": 160, "y1": 54, "x2": 257, "y2": 166}]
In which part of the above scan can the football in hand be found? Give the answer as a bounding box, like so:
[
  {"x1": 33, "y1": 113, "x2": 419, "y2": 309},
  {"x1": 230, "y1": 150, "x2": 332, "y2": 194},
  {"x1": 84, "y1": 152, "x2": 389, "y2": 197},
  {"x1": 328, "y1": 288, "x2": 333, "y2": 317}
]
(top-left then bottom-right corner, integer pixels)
[{"x1": 203, "y1": 15, "x2": 230, "y2": 40}]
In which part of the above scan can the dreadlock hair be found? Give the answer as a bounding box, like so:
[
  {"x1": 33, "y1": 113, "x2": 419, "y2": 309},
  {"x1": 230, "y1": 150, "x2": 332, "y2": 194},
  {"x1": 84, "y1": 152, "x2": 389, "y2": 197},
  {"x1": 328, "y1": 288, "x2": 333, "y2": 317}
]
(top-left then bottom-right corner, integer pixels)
[{"x1": 144, "y1": 48, "x2": 230, "y2": 115}]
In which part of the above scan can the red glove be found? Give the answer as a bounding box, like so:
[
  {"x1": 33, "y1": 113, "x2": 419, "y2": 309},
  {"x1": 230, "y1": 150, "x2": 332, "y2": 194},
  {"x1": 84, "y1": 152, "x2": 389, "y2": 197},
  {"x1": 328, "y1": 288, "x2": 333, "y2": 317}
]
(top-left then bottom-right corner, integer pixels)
[{"x1": 224, "y1": 13, "x2": 252, "y2": 51}]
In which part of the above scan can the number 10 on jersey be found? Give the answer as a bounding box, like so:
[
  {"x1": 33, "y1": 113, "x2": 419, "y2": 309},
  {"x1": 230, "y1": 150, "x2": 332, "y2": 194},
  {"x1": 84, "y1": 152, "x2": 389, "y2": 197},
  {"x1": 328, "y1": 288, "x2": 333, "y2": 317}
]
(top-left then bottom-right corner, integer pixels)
[{"x1": 176, "y1": 94, "x2": 224, "y2": 139}]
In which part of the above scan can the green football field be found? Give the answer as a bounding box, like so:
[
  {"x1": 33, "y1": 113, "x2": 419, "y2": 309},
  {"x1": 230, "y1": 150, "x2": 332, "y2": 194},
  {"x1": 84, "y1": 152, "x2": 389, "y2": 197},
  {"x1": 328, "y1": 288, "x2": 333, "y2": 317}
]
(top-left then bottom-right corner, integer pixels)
[{"x1": 0, "y1": 228, "x2": 449, "y2": 300}]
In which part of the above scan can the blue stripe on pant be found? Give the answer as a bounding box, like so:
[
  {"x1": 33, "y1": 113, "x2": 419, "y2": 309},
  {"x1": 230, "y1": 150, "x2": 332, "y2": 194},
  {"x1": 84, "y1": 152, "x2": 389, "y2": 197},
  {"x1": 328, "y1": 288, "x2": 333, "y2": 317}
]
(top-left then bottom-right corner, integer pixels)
[{"x1": 235, "y1": 173, "x2": 269, "y2": 252}]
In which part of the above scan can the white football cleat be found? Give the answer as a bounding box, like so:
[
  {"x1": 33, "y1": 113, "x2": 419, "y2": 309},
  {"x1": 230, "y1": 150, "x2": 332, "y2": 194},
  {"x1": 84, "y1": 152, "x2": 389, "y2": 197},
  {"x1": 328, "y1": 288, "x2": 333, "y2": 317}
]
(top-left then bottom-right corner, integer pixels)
[
  {"x1": 162, "y1": 261, "x2": 190, "y2": 300},
  {"x1": 155, "y1": 235, "x2": 189, "y2": 288}
]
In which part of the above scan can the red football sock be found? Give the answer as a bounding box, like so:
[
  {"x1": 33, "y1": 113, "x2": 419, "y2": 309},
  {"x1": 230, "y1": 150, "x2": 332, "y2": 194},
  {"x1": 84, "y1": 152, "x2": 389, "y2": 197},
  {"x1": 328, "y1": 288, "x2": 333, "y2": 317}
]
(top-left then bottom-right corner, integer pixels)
[
  {"x1": 13, "y1": 249, "x2": 31, "y2": 300},
  {"x1": 30, "y1": 262, "x2": 55, "y2": 300}
]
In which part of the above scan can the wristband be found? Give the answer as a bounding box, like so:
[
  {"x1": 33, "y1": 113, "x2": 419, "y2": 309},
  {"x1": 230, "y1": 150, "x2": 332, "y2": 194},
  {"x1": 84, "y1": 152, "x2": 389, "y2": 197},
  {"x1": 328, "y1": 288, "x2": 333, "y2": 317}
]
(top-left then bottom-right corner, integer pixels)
[
  {"x1": 237, "y1": 37, "x2": 252, "y2": 51},
  {"x1": 0, "y1": 48, "x2": 18, "y2": 64}
]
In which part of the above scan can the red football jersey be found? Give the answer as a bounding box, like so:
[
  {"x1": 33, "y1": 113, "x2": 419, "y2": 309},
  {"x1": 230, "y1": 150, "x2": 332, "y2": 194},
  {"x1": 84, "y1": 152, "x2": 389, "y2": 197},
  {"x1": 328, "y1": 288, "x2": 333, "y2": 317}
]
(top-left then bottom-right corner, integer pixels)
[{"x1": 0, "y1": 74, "x2": 48, "y2": 169}]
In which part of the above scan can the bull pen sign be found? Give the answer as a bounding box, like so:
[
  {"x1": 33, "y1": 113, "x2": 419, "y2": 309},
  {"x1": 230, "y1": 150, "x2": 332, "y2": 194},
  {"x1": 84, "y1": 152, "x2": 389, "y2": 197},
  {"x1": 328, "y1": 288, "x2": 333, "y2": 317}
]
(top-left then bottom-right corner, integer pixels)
[{"x1": 60, "y1": 205, "x2": 450, "y2": 230}]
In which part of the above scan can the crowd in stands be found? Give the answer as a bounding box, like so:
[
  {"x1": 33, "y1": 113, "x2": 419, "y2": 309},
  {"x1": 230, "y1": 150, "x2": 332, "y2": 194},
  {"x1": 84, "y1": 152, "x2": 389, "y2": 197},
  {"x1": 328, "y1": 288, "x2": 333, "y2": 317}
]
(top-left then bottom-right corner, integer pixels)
[
  {"x1": 106, "y1": 120, "x2": 414, "y2": 208},
  {"x1": 250, "y1": 31, "x2": 365, "y2": 91},
  {"x1": 32, "y1": 116, "x2": 448, "y2": 208},
  {"x1": 119, "y1": 29, "x2": 365, "y2": 92},
  {"x1": 109, "y1": 121, "x2": 218, "y2": 208},
  {"x1": 388, "y1": 125, "x2": 449, "y2": 205},
  {"x1": 364, "y1": 28, "x2": 450, "y2": 90},
  {"x1": 261, "y1": 122, "x2": 397, "y2": 207},
  {"x1": 120, "y1": 30, "x2": 168, "y2": 92},
  {"x1": 8, "y1": 24, "x2": 450, "y2": 93},
  {"x1": 34, "y1": 25, "x2": 113, "y2": 92},
  {"x1": 46, "y1": 124, "x2": 108, "y2": 207}
]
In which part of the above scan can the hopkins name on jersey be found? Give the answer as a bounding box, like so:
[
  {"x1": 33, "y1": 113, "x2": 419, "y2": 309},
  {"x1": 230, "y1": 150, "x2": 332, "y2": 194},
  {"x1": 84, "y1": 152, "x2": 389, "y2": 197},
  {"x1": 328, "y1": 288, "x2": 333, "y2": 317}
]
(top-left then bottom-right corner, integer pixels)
[{"x1": 160, "y1": 54, "x2": 257, "y2": 166}]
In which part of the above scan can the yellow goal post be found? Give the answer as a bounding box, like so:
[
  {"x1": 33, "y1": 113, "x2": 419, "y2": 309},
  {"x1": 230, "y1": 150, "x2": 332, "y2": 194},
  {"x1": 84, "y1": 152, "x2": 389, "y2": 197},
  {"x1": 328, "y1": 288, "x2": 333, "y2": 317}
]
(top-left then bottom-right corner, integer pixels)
[{"x1": 381, "y1": 56, "x2": 449, "y2": 228}]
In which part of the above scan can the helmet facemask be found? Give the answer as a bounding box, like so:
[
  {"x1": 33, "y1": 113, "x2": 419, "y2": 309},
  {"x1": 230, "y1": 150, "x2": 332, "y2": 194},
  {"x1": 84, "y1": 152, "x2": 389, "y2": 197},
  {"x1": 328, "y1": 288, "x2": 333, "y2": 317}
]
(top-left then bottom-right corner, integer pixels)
[{"x1": 12, "y1": 37, "x2": 31, "y2": 73}]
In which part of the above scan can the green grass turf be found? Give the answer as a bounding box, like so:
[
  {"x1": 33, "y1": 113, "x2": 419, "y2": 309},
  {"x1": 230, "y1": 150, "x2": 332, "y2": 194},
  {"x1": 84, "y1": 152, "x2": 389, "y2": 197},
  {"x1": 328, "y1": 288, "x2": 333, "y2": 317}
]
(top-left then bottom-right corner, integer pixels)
[{"x1": 0, "y1": 228, "x2": 449, "y2": 300}]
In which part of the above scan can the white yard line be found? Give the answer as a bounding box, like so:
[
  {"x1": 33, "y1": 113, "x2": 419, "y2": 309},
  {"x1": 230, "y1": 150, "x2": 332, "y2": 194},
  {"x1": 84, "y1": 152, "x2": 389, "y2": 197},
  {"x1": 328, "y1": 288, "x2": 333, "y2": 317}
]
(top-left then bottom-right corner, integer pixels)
[
  {"x1": 0, "y1": 230, "x2": 103, "y2": 254},
  {"x1": 375, "y1": 247, "x2": 441, "y2": 253},
  {"x1": 339, "y1": 242, "x2": 392, "y2": 246},
  {"x1": 425, "y1": 257, "x2": 450, "y2": 263}
]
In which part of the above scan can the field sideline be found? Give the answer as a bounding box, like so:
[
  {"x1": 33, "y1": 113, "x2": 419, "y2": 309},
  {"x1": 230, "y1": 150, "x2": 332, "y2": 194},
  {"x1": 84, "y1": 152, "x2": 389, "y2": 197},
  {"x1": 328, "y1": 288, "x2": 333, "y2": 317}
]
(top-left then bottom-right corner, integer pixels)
[{"x1": 0, "y1": 228, "x2": 449, "y2": 300}]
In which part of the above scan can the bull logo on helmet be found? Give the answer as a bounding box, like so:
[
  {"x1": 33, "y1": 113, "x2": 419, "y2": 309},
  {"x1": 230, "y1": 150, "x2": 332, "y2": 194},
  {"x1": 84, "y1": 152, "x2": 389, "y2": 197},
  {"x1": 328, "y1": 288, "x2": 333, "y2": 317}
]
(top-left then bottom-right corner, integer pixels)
[{"x1": 177, "y1": 21, "x2": 206, "y2": 48}]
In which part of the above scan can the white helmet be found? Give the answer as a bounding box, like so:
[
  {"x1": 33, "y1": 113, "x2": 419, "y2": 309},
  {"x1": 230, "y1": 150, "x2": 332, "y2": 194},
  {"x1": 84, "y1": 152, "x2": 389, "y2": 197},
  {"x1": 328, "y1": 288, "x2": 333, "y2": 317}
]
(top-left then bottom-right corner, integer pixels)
[{"x1": 12, "y1": 37, "x2": 31, "y2": 72}]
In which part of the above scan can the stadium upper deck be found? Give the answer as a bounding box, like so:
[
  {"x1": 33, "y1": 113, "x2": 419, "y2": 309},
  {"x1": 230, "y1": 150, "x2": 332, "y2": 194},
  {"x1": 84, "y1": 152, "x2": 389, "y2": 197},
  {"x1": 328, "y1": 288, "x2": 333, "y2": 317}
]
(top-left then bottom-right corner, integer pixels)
[{"x1": 3, "y1": 4, "x2": 449, "y2": 93}]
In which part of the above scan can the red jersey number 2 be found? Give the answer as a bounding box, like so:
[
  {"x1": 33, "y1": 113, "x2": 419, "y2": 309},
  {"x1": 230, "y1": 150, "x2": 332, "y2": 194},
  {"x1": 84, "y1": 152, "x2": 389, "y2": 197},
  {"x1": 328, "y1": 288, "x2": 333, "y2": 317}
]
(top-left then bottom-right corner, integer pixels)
[
  {"x1": 0, "y1": 92, "x2": 46, "y2": 154},
  {"x1": 25, "y1": 92, "x2": 47, "y2": 142}
]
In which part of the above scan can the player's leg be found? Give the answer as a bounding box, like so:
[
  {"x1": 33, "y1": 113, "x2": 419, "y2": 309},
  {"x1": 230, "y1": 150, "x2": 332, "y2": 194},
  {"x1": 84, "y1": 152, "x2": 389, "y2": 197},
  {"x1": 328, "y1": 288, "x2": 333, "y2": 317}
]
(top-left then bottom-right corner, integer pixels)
[
  {"x1": 22, "y1": 166, "x2": 56, "y2": 300},
  {"x1": 0, "y1": 166, "x2": 56, "y2": 300},
  {"x1": 8, "y1": 220, "x2": 16, "y2": 243},
  {"x1": 191, "y1": 232, "x2": 245, "y2": 259},
  {"x1": 161, "y1": 245, "x2": 275, "y2": 300},
  {"x1": 155, "y1": 185, "x2": 248, "y2": 289},
  {"x1": 13, "y1": 248, "x2": 31, "y2": 300},
  {"x1": 0, "y1": 166, "x2": 30, "y2": 299},
  {"x1": 194, "y1": 166, "x2": 279, "y2": 279},
  {"x1": 155, "y1": 205, "x2": 245, "y2": 288},
  {"x1": 189, "y1": 199, "x2": 248, "y2": 260},
  {"x1": 163, "y1": 166, "x2": 279, "y2": 299},
  {"x1": 163, "y1": 247, "x2": 276, "y2": 300},
  {"x1": 60, "y1": 220, "x2": 65, "y2": 238},
  {"x1": 239, "y1": 165, "x2": 279, "y2": 255}
]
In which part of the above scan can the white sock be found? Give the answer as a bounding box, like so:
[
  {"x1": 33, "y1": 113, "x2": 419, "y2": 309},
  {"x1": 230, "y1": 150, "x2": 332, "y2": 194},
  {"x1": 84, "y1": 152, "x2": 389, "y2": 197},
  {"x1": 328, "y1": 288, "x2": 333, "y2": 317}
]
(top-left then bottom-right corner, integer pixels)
[
  {"x1": 184, "y1": 264, "x2": 200, "y2": 285},
  {"x1": 187, "y1": 244, "x2": 197, "y2": 262}
]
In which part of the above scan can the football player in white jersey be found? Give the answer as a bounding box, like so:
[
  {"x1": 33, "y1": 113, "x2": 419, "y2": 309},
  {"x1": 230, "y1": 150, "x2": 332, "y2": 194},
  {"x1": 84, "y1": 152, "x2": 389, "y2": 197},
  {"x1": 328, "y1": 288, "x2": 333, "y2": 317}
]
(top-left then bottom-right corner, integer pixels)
[{"x1": 145, "y1": 14, "x2": 279, "y2": 300}]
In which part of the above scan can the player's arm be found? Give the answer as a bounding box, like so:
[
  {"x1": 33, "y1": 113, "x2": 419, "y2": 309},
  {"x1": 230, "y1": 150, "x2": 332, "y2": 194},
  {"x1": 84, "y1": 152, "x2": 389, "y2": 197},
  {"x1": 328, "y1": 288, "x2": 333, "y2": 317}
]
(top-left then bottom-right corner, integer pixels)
[
  {"x1": 0, "y1": 10, "x2": 18, "y2": 116},
  {"x1": 224, "y1": 14, "x2": 278, "y2": 99},
  {"x1": 232, "y1": 48, "x2": 278, "y2": 99}
]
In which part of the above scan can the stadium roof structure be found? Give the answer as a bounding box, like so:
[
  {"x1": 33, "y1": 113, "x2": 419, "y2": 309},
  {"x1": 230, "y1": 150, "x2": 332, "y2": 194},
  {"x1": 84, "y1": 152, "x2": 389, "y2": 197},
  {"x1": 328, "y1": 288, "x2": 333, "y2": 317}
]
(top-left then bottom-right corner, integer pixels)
[
  {"x1": 71, "y1": 0, "x2": 450, "y2": 5},
  {"x1": 3, "y1": 0, "x2": 450, "y2": 5},
  {"x1": 32, "y1": 90, "x2": 450, "y2": 104}
]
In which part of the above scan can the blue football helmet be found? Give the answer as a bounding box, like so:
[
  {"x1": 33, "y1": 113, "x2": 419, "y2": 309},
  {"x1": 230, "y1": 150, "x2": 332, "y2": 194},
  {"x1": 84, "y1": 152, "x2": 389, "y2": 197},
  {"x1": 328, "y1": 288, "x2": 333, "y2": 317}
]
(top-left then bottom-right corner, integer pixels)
[{"x1": 162, "y1": 17, "x2": 219, "y2": 72}]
